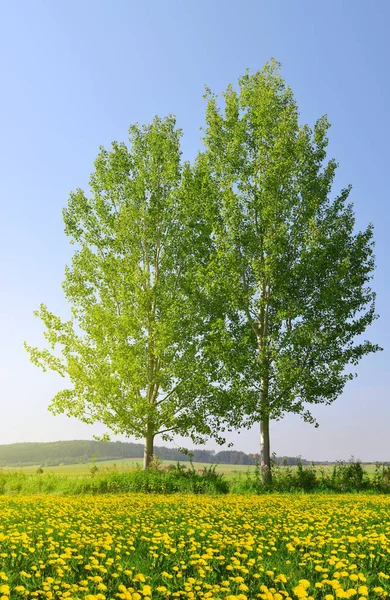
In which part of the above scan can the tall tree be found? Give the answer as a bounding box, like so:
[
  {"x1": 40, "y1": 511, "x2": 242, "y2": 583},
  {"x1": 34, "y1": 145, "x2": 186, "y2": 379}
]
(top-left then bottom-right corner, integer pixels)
[
  {"x1": 201, "y1": 61, "x2": 381, "y2": 482},
  {"x1": 25, "y1": 116, "x2": 226, "y2": 469}
]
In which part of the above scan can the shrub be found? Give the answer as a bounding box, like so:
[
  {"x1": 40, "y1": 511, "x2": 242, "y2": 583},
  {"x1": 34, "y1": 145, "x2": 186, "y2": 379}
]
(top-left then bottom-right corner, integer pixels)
[
  {"x1": 330, "y1": 458, "x2": 367, "y2": 492},
  {"x1": 229, "y1": 458, "x2": 390, "y2": 494},
  {"x1": 0, "y1": 464, "x2": 229, "y2": 495}
]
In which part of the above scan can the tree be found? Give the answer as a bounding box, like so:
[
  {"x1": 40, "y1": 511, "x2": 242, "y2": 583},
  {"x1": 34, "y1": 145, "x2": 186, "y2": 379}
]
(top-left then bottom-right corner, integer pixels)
[
  {"x1": 25, "y1": 116, "x2": 227, "y2": 469},
  {"x1": 201, "y1": 60, "x2": 381, "y2": 482}
]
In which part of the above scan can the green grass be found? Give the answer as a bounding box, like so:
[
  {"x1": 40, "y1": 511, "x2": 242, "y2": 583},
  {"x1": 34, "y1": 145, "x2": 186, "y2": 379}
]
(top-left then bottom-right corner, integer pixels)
[
  {"x1": 5, "y1": 458, "x2": 382, "y2": 476},
  {"x1": 4, "y1": 458, "x2": 255, "y2": 475},
  {"x1": 1, "y1": 458, "x2": 389, "y2": 495},
  {"x1": 5, "y1": 458, "x2": 142, "y2": 474}
]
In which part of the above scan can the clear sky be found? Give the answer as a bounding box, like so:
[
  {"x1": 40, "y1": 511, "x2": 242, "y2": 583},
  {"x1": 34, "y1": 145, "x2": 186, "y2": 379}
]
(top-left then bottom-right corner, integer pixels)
[{"x1": 0, "y1": 0, "x2": 389, "y2": 461}]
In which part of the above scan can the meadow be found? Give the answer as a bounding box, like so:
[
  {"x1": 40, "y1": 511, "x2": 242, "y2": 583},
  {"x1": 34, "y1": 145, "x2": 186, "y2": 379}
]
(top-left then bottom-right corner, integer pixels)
[
  {"x1": 2, "y1": 460, "x2": 381, "y2": 477},
  {"x1": 2, "y1": 460, "x2": 236, "y2": 475},
  {"x1": 1, "y1": 458, "x2": 389, "y2": 496},
  {"x1": 0, "y1": 494, "x2": 389, "y2": 600}
]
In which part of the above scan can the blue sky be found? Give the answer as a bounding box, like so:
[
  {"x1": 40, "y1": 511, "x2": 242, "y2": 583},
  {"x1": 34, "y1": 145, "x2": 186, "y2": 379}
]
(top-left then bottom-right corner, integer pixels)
[{"x1": 0, "y1": 0, "x2": 389, "y2": 461}]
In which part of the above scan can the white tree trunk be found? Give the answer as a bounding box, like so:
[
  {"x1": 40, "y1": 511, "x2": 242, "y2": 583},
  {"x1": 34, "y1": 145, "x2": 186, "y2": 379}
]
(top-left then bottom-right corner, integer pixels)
[
  {"x1": 143, "y1": 423, "x2": 154, "y2": 470},
  {"x1": 260, "y1": 417, "x2": 272, "y2": 484}
]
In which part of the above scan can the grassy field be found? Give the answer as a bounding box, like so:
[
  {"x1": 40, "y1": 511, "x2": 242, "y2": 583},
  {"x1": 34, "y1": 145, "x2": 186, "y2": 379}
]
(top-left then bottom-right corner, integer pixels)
[
  {"x1": 0, "y1": 494, "x2": 389, "y2": 600},
  {"x1": 4, "y1": 458, "x2": 382, "y2": 476},
  {"x1": 4, "y1": 459, "x2": 260, "y2": 475}
]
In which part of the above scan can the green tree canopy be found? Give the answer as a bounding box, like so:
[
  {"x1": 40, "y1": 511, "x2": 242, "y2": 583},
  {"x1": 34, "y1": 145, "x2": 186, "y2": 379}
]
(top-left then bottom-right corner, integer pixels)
[
  {"x1": 200, "y1": 60, "x2": 381, "y2": 481},
  {"x1": 25, "y1": 116, "x2": 229, "y2": 468},
  {"x1": 25, "y1": 63, "x2": 381, "y2": 475}
]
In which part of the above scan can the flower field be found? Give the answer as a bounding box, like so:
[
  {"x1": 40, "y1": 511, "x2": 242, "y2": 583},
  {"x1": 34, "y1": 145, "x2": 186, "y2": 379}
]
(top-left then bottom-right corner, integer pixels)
[{"x1": 0, "y1": 495, "x2": 389, "y2": 600}]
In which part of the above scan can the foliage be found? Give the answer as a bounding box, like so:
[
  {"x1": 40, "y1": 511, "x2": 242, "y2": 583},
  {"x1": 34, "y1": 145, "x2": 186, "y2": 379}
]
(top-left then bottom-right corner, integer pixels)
[
  {"x1": 0, "y1": 465, "x2": 228, "y2": 495},
  {"x1": 1, "y1": 459, "x2": 390, "y2": 495},
  {"x1": 199, "y1": 59, "x2": 381, "y2": 478},
  {"x1": 331, "y1": 457, "x2": 366, "y2": 491},
  {"x1": 0, "y1": 440, "x2": 313, "y2": 468},
  {"x1": 24, "y1": 61, "x2": 381, "y2": 474},
  {"x1": 231, "y1": 457, "x2": 390, "y2": 493},
  {"x1": 373, "y1": 463, "x2": 390, "y2": 490},
  {"x1": 24, "y1": 116, "x2": 227, "y2": 467}
]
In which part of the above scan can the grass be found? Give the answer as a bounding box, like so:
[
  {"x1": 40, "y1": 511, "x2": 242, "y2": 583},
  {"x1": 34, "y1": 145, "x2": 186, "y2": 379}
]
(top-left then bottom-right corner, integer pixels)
[
  {"x1": 3, "y1": 459, "x2": 261, "y2": 476},
  {"x1": 4, "y1": 458, "x2": 382, "y2": 477},
  {"x1": 4, "y1": 458, "x2": 143, "y2": 474},
  {"x1": 0, "y1": 494, "x2": 389, "y2": 599},
  {"x1": 0, "y1": 464, "x2": 229, "y2": 495},
  {"x1": 1, "y1": 458, "x2": 389, "y2": 495}
]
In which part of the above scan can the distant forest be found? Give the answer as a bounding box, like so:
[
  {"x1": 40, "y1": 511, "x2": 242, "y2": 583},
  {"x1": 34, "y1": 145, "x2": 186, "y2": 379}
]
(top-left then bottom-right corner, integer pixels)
[{"x1": 0, "y1": 440, "x2": 317, "y2": 468}]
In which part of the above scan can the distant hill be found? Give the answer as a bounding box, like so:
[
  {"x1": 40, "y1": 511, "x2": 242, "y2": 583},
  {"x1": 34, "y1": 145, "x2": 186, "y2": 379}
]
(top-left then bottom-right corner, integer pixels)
[{"x1": 0, "y1": 440, "x2": 311, "y2": 468}]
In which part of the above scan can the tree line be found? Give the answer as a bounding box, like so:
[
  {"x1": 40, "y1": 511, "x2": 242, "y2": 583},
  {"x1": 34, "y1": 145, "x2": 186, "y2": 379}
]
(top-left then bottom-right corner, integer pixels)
[
  {"x1": 25, "y1": 60, "x2": 380, "y2": 481},
  {"x1": 0, "y1": 440, "x2": 311, "y2": 468}
]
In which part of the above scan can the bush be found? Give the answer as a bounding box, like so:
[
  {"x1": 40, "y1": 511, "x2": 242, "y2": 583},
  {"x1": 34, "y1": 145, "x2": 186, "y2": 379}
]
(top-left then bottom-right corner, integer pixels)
[
  {"x1": 330, "y1": 458, "x2": 367, "y2": 492},
  {"x1": 229, "y1": 458, "x2": 390, "y2": 494},
  {"x1": 0, "y1": 464, "x2": 229, "y2": 496}
]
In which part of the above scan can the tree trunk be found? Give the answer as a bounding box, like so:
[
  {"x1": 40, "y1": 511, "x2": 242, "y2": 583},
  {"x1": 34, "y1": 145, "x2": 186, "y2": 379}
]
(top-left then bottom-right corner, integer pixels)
[
  {"x1": 260, "y1": 416, "x2": 272, "y2": 484},
  {"x1": 256, "y1": 284, "x2": 272, "y2": 485},
  {"x1": 143, "y1": 424, "x2": 154, "y2": 470}
]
